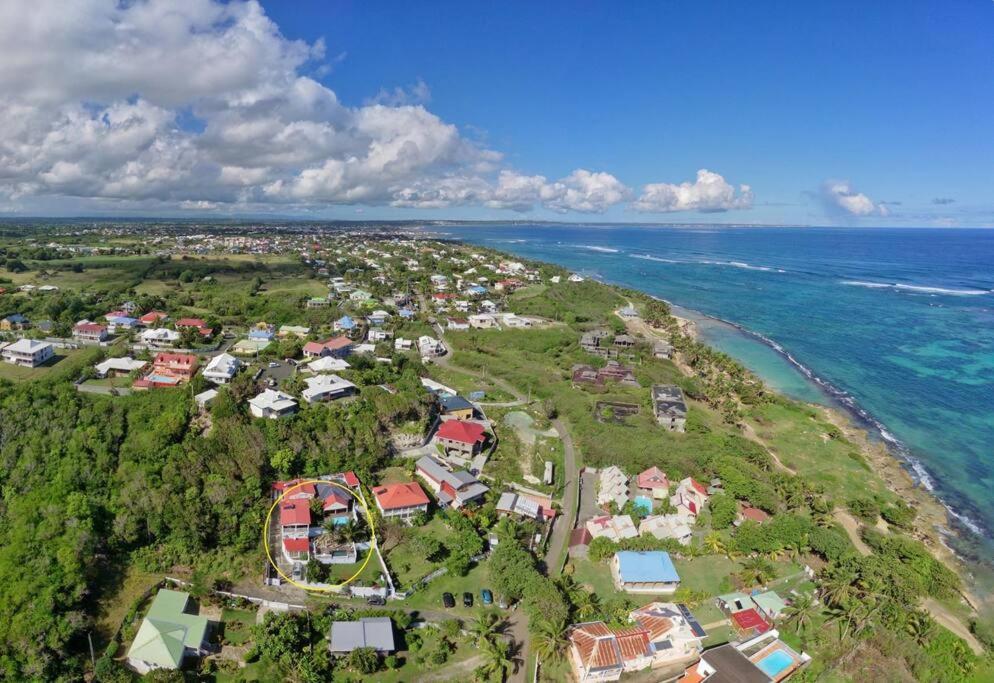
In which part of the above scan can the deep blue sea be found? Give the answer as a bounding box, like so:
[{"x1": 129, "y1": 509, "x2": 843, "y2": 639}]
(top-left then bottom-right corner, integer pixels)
[{"x1": 437, "y1": 224, "x2": 994, "y2": 565}]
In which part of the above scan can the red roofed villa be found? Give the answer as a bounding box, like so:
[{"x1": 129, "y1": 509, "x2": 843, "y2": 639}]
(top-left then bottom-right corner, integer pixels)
[
  {"x1": 303, "y1": 336, "x2": 353, "y2": 359},
  {"x1": 636, "y1": 466, "x2": 671, "y2": 499},
  {"x1": 435, "y1": 419, "x2": 487, "y2": 456},
  {"x1": 372, "y1": 482, "x2": 430, "y2": 523}
]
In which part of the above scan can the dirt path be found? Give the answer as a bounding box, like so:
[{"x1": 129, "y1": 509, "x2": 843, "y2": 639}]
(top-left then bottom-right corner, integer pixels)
[
  {"x1": 419, "y1": 654, "x2": 486, "y2": 682},
  {"x1": 923, "y1": 598, "x2": 985, "y2": 655},
  {"x1": 833, "y1": 509, "x2": 872, "y2": 556}
]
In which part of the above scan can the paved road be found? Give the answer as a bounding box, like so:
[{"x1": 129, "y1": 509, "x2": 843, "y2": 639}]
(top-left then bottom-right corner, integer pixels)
[{"x1": 542, "y1": 418, "x2": 579, "y2": 574}]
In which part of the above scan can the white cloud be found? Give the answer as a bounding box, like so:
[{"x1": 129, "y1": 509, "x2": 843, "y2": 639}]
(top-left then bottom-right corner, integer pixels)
[
  {"x1": 821, "y1": 180, "x2": 888, "y2": 217},
  {"x1": 0, "y1": 0, "x2": 747, "y2": 217},
  {"x1": 633, "y1": 169, "x2": 753, "y2": 213}
]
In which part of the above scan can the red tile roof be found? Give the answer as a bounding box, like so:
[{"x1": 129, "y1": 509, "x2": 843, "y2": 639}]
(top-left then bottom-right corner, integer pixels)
[
  {"x1": 302, "y1": 341, "x2": 325, "y2": 355},
  {"x1": 740, "y1": 505, "x2": 770, "y2": 523},
  {"x1": 283, "y1": 537, "x2": 309, "y2": 553},
  {"x1": 139, "y1": 311, "x2": 168, "y2": 323},
  {"x1": 436, "y1": 420, "x2": 486, "y2": 444},
  {"x1": 372, "y1": 482, "x2": 430, "y2": 511},
  {"x1": 74, "y1": 322, "x2": 106, "y2": 333},
  {"x1": 279, "y1": 501, "x2": 311, "y2": 527},
  {"x1": 637, "y1": 466, "x2": 670, "y2": 490},
  {"x1": 689, "y1": 478, "x2": 708, "y2": 495},
  {"x1": 614, "y1": 627, "x2": 651, "y2": 662},
  {"x1": 175, "y1": 317, "x2": 207, "y2": 328},
  {"x1": 154, "y1": 352, "x2": 197, "y2": 367},
  {"x1": 342, "y1": 471, "x2": 360, "y2": 488}
]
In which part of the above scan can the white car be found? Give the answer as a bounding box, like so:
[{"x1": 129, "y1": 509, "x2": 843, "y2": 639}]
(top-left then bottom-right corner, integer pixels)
[{"x1": 268, "y1": 361, "x2": 280, "y2": 368}]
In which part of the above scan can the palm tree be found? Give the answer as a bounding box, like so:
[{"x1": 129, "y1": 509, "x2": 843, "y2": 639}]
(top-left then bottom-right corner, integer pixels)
[
  {"x1": 905, "y1": 610, "x2": 935, "y2": 647},
  {"x1": 703, "y1": 532, "x2": 726, "y2": 556},
  {"x1": 467, "y1": 611, "x2": 505, "y2": 648},
  {"x1": 783, "y1": 593, "x2": 817, "y2": 646},
  {"x1": 738, "y1": 557, "x2": 775, "y2": 587},
  {"x1": 493, "y1": 517, "x2": 518, "y2": 542},
  {"x1": 531, "y1": 616, "x2": 569, "y2": 665},
  {"x1": 475, "y1": 637, "x2": 513, "y2": 682}
]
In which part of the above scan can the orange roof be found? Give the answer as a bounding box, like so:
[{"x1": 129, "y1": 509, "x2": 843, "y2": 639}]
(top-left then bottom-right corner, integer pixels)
[
  {"x1": 570, "y1": 624, "x2": 620, "y2": 672},
  {"x1": 689, "y1": 478, "x2": 708, "y2": 495},
  {"x1": 614, "y1": 627, "x2": 651, "y2": 662},
  {"x1": 372, "y1": 482, "x2": 429, "y2": 511},
  {"x1": 283, "y1": 537, "x2": 309, "y2": 552},
  {"x1": 634, "y1": 614, "x2": 674, "y2": 642},
  {"x1": 637, "y1": 466, "x2": 670, "y2": 489},
  {"x1": 279, "y1": 501, "x2": 311, "y2": 527},
  {"x1": 323, "y1": 336, "x2": 352, "y2": 350}
]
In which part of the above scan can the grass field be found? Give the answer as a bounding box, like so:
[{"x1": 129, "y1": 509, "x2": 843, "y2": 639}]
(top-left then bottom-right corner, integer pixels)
[
  {"x1": 0, "y1": 349, "x2": 87, "y2": 382},
  {"x1": 384, "y1": 517, "x2": 459, "y2": 589},
  {"x1": 402, "y1": 561, "x2": 494, "y2": 619},
  {"x1": 220, "y1": 607, "x2": 256, "y2": 646}
]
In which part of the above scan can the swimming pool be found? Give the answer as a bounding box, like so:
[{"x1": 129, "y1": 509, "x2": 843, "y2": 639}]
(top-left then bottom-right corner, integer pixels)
[
  {"x1": 633, "y1": 495, "x2": 653, "y2": 515},
  {"x1": 755, "y1": 648, "x2": 795, "y2": 678}
]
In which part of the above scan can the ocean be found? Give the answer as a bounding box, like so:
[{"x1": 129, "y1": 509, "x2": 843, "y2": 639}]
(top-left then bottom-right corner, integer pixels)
[{"x1": 437, "y1": 224, "x2": 994, "y2": 566}]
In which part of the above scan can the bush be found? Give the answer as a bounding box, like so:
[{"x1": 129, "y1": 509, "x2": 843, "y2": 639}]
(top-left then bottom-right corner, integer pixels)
[{"x1": 847, "y1": 495, "x2": 880, "y2": 523}]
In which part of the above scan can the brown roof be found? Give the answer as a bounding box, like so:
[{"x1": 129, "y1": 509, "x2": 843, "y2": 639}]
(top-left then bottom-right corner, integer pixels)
[
  {"x1": 614, "y1": 627, "x2": 651, "y2": 662},
  {"x1": 570, "y1": 624, "x2": 620, "y2": 672}
]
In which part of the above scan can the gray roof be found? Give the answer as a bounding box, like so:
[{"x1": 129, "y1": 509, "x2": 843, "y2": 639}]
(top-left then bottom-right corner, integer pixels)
[
  {"x1": 699, "y1": 644, "x2": 770, "y2": 683},
  {"x1": 329, "y1": 617, "x2": 395, "y2": 653},
  {"x1": 651, "y1": 384, "x2": 687, "y2": 417}
]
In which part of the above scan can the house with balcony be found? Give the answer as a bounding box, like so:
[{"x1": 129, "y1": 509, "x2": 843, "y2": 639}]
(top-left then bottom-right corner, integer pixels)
[
  {"x1": 249, "y1": 389, "x2": 298, "y2": 419},
  {"x1": 371, "y1": 481, "x2": 430, "y2": 523},
  {"x1": 415, "y1": 455, "x2": 489, "y2": 509},
  {"x1": 202, "y1": 352, "x2": 241, "y2": 384},
  {"x1": 1, "y1": 339, "x2": 54, "y2": 367},
  {"x1": 126, "y1": 589, "x2": 211, "y2": 675}
]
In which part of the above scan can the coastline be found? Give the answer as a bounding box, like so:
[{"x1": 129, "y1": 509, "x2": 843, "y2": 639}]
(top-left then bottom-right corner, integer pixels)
[{"x1": 657, "y1": 301, "x2": 980, "y2": 606}]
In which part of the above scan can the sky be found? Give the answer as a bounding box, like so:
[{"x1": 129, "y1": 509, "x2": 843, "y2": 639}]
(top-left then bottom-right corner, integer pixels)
[{"x1": 0, "y1": 0, "x2": 992, "y2": 226}]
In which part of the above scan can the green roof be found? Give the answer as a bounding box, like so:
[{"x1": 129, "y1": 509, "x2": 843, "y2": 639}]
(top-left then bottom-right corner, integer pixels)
[
  {"x1": 716, "y1": 591, "x2": 755, "y2": 612},
  {"x1": 126, "y1": 590, "x2": 208, "y2": 669},
  {"x1": 752, "y1": 590, "x2": 787, "y2": 616}
]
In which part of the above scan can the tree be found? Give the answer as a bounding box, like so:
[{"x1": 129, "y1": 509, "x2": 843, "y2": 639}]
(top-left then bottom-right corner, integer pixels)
[
  {"x1": 783, "y1": 592, "x2": 817, "y2": 646},
  {"x1": 467, "y1": 611, "x2": 504, "y2": 647},
  {"x1": 703, "y1": 532, "x2": 727, "y2": 556},
  {"x1": 905, "y1": 610, "x2": 936, "y2": 647},
  {"x1": 737, "y1": 556, "x2": 776, "y2": 587},
  {"x1": 708, "y1": 493, "x2": 737, "y2": 529},
  {"x1": 531, "y1": 616, "x2": 568, "y2": 664},
  {"x1": 475, "y1": 637, "x2": 513, "y2": 682},
  {"x1": 347, "y1": 646, "x2": 380, "y2": 674},
  {"x1": 410, "y1": 534, "x2": 443, "y2": 561}
]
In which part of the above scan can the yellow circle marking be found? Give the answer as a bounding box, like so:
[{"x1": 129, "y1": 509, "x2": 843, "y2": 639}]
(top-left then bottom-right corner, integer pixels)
[{"x1": 263, "y1": 478, "x2": 377, "y2": 592}]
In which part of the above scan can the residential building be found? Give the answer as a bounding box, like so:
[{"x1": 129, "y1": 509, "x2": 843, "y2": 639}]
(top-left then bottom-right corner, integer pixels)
[
  {"x1": 152, "y1": 353, "x2": 199, "y2": 381},
  {"x1": 394, "y1": 337, "x2": 413, "y2": 351},
  {"x1": 306, "y1": 297, "x2": 330, "y2": 308},
  {"x1": 469, "y1": 313, "x2": 499, "y2": 329},
  {"x1": 653, "y1": 341, "x2": 674, "y2": 359},
  {"x1": 301, "y1": 374, "x2": 357, "y2": 403},
  {"x1": 438, "y1": 394, "x2": 476, "y2": 420},
  {"x1": 371, "y1": 482, "x2": 430, "y2": 523},
  {"x1": 1, "y1": 339, "x2": 54, "y2": 367},
  {"x1": 94, "y1": 357, "x2": 147, "y2": 378},
  {"x1": 586, "y1": 515, "x2": 639, "y2": 542},
  {"x1": 278, "y1": 324, "x2": 311, "y2": 338},
  {"x1": 249, "y1": 389, "x2": 298, "y2": 419},
  {"x1": 677, "y1": 631, "x2": 808, "y2": 683},
  {"x1": 305, "y1": 356, "x2": 351, "y2": 373},
  {"x1": 614, "y1": 334, "x2": 637, "y2": 349},
  {"x1": 415, "y1": 455, "x2": 489, "y2": 508},
  {"x1": 0, "y1": 313, "x2": 30, "y2": 331},
  {"x1": 638, "y1": 515, "x2": 694, "y2": 545},
  {"x1": 138, "y1": 311, "x2": 169, "y2": 326},
  {"x1": 596, "y1": 465, "x2": 629, "y2": 509},
  {"x1": 73, "y1": 321, "x2": 109, "y2": 343},
  {"x1": 496, "y1": 491, "x2": 557, "y2": 523},
  {"x1": 141, "y1": 328, "x2": 180, "y2": 346},
  {"x1": 651, "y1": 384, "x2": 688, "y2": 432},
  {"x1": 737, "y1": 504, "x2": 771, "y2": 526},
  {"x1": 612, "y1": 551, "x2": 680, "y2": 594},
  {"x1": 334, "y1": 315, "x2": 355, "y2": 332},
  {"x1": 568, "y1": 603, "x2": 707, "y2": 682},
  {"x1": 417, "y1": 335, "x2": 446, "y2": 357},
  {"x1": 202, "y1": 352, "x2": 241, "y2": 384},
  {"x1": 367, "y1": 310, "x2": 390, "y2": 326},
  {"x1": 447, "y1": 317, "x2": 470, "y2": 330},
  {"x1": 303, "y1": 336, "x2": 353, "y2": 359},
  {"x1": 572, "y1": 361, "x2": 638, "y2": 387},
  {"x1": 434, "y1": 419, "x2": 487, "y2": 456},
  {"x1": 194, "y1": 389, "x2": 218, "y2": 409},
  {"x1": 636, "y1": 466, "x2": 671, "y2": 498},
  {"x1": 175, "y1": 317, "x2": 213, "y2": 337},
  {"x1": 329, "y1": 617, "x2": 395, "y2": 654},
  {"x1": 670, "y1": 478, "x2": 709, "y2": 518},
  {"x1": 368, "y1": 328, "x2": 392, "y2": 342},
  {"x1": 125, "y1": 589, "x2": 210, "y2": 674}
]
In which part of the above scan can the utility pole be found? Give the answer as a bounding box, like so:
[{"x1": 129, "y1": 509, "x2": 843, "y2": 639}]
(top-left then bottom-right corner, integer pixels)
[{"x1": 87, "y1": 632, "x2": 96, "y2": 670}]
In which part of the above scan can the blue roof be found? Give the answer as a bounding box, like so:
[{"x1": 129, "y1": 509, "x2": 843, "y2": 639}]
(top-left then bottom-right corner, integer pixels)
[
  {"x1": 616, "y1": 551, "x2": 680, "y2": 583},
  {"x1": 399, "y1": 308, "x2": 415, "y2": 318},
  {"x1": 248, "y1": 329, "x2": 274, "y2": 339},
  {"x1": 337, "y1": 315, "x2": 355, "y2": 328}
]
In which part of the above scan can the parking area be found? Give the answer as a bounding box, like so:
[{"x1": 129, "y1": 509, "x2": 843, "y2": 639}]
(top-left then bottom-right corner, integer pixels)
[{"x1": 577, "y1": 469, "x2": 600, "y2": 526}]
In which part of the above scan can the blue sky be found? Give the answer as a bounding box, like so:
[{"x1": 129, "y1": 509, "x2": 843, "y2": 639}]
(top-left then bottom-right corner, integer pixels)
[
  {"x1": 1, "y1": 1, "x2": 992, "y2": 225},
  {"x1": 263, "y1": 1, "x2": 994, "y2": 225}
]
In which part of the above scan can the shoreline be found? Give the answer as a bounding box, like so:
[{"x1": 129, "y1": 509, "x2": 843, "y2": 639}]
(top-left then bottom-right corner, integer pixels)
[{"x1": 638, "y1": 297, "x2": 984, "y2": 608}]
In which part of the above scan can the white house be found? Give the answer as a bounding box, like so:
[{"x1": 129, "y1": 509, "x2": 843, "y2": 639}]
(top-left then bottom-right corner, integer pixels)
[
  {"x1": 417, "y1": 336, "x2": 446, "y2": 358},
  {"x1": 394, "y1": 337, "x2": 413, "y2": 351},
  {"x1": 305, "y1": 356, "x2": 351, "y2": 373},
  {"x1": 301, "y1": 374, "x2": 357, "y2": 403},
  {"x1": 249, "y1": 389, "x2": 298, "y2": 419},
  {"x1": 2, "y1": 339, "x2": 54, "y2": 367},
  {"x1": 141, "y1": 328, "x2": 180, "y2": 345},
  {"x1": 597, "y1": 465, "x2": 629, "y2": 509},
  {"x1": 202, "y1": 353, "x2": 241, "y2": 384},
  {"x1": 94, "y1": 357, "x2": 147, "y2": 378}
]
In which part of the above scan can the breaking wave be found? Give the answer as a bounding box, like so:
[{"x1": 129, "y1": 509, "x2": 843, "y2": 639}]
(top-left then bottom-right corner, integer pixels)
[{"x1": 842, "y1": 280, "x2": 991, "y2": 296}]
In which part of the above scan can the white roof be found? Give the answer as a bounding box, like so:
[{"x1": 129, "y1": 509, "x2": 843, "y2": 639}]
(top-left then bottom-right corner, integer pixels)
[
  {"x1": 301, "y1": 374, "x2": 356, "y2": 402},
  {"x1": 249, "y1": 389, "x2": 297, "y2": 412},
  {"x1": 306, "y1": 356, "x2": 351, "y2": 373},
  {"x1": 94, "y1": 357, "x2": 146, "y2": 375},
  {"x1": 3, "y1": 339, "x2": 52, "y2": 354},
  {"x1": 597, "y1": 466, "x2": 629, "y2": 507},
  {"x1": 204, "y1": 352, "x2": 240, "y2": 376},
  {"x1": 194, "y1": 389, "x2": 219, "y2": 405},
  {"x1": 586, "y1": 515, "x2": 639, "y2": 542},
  {"x1": 141, "y1": 328, "x2": 180, "y2": 342}
]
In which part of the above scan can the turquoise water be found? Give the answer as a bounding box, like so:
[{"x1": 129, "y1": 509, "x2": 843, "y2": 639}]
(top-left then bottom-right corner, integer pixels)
[
  {"x1": 756, "y1": 648, "x2": 795, "y2": 678},
  {"x1": 633, "y1": 495, "x2": 653, "y2": 515},
  {"x1": 440, "y1": 224, "x2": 994, "y2": 567}
]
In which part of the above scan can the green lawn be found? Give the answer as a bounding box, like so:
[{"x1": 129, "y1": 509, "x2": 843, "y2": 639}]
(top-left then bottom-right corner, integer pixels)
[
  {"x1": 673, "y1": 556, "x2": 742, "y2": 596},
  {"x1": 220, "y1": 607, "x2": 256, "y2": 646},
  {"x1": 0, "y1": 349, "x2": 88, "y2": 382},
  {"x1": 426, "y1": 363, "x2": 516, "y2": 402},
  {"x1": 384, "y1": 517, "x2": 458, "y2": 589},
  {"x1": 402, "y1": 561, "x2": 494, "y2": 619}
]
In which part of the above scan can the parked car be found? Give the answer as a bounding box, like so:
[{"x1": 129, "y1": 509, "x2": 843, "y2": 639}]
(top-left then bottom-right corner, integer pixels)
[
  {"x1": 268, "y1": 361, "x2": 280, "y2": 368},
  {"x1": 442, "y1": 592, "x2": 456, "y2": 609},
  {"x1": 481, "y1": 589, "x2": 493, "y2": 605},
  {"x1": 498, "y1": 596, "x2": 509, "y2": 609},
  {"x1": 366, "y1": 596, "x2": 386, "y2": 606},
  {"x1": 292, "y1": 563, "x2": 303, "y2": 581},
  {"x1": 463, "y1": 592, "x2": 474, "y2": 607}
]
